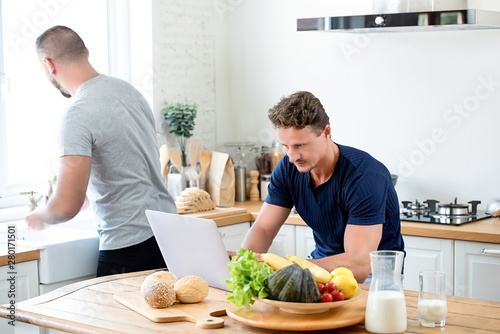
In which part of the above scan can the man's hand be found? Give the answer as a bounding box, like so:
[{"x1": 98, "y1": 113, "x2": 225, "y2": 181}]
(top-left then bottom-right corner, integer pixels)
[
  {"x1": 26, "y1": 155, "x2": 91, "y2": 227},
  {"x1": 25, "y1": 211, "x2": 51, "y2": 231},
  {"x1": 226, "y1": 250, "x2": 262, "y2": 261},
  {"x1": 227, "y1": 250, "x2": 237, "y2": 260}
]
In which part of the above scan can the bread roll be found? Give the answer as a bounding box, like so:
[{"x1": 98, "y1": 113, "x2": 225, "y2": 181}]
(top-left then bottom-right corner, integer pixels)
[
  {"x1": 174, "y1": 276, "x2": 209, "y2": 303},
  {"x1": 143, "y1": 281, "x2": 176, "y2": 308},
  {"x1": 141, "y1": 271, "x2": 178, "y2": 295}
]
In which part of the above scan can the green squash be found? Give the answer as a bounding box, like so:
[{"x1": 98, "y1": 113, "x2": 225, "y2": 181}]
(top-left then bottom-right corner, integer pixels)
[
  {"x1": 277, "y1": 264, "x2": 303, "y2": 302},
  {"x1": 300, "y1": 268, "x2": 321, "y2": 303},
  {"x1": 266, "y1": 263, "x2": 298, "y2": 298},
  {"x1": 266, "y1": 263, "x2": 321, "y2": 303}
]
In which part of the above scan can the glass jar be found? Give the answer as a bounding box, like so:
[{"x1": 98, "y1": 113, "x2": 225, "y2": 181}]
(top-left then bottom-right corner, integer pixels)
[
  {"x1": 271, "y1": 140, "x2": 285, "y2": 171},
  {"x1": 255, "y1": 146, "x2": 271, "y2": 176},
  {"x1": 260, "y1": 174, "x2": 271, "y2": 201}
]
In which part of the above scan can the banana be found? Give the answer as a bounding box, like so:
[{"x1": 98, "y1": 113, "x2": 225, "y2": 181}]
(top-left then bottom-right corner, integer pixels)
[
  {"x1": 286, "y1": 255, "x2": 333, "y2": 284},
  {"x1": 261, "y1": 253, "x2": 294, "y2": 271}
]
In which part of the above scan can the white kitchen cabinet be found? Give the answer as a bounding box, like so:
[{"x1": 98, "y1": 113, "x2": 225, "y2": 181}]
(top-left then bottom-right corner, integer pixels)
[
  {"x1": 218, "y1": 222, "x2": 250, "y2": 252},
  {"x1": 0, "y1": 260, "x2": 39, "y2": 304},
  {"x1": 267, "y1": 224, "x2": 296, "y2": 258},
  {"x1": 0, "y1": 260, "x2": 40, "y2": 334},
  {"x1": 402, "y1": 235, "x2": 454, "y2": 295},
  {"x1": 454, "y1": 240, "x2": 500, "y2": 302},
  {"x1": 295, "y1": 225, "x2": 316, "y2": 259}
]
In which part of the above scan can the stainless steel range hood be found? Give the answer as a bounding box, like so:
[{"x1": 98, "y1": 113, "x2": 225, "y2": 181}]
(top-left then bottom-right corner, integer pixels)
[{"x1": 297, "y1": 9, "x2": 500, "y2": 33}]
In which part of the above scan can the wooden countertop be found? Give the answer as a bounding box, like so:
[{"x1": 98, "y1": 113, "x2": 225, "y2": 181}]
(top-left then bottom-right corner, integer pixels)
[
  {"x1": 1, "y1": 270, "x2": 498, "y2": 333},
  {"x1": 401, "y1": 219, "x2": 500, "y2": 243},
  {"x1": 234, "y1": 201, "x2": 500, "y2": 244},
  {"x1": 186, "y1": 206, "x2": 253, "y2": 227},
  {"x1": 0, "y1": 246, "x2": 40, "y2": 266}
]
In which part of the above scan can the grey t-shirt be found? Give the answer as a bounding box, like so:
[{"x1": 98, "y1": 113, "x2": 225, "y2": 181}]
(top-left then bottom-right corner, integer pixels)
[{"x1": 58, "y1": 74, "x2": 176, "y2": 250}]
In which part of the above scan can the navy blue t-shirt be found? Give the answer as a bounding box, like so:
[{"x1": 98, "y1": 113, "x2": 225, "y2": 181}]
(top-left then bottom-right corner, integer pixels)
[{"x1": 266, "y1": 143, "x2": 404, "y2": 259}]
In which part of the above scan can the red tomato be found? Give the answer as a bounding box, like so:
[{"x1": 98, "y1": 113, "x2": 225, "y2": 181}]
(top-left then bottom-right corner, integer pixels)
[
  {"x1": 320, "y1": 292, "x2": 333, "y2": 303},
  {"x1": 324, "y1": 282, "x2": 336, "y2": 293},
  {"x1": 331, "y1": 290, "x2": 345, "y2": 302},
  {"x1": 317, "y1": 283, "x2": 326, "y2": 294}
]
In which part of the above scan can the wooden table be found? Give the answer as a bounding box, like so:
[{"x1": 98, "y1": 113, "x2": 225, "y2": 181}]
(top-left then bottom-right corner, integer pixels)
[{"x1": 1, "y1": 270, "x2": 499, "y2": 333}]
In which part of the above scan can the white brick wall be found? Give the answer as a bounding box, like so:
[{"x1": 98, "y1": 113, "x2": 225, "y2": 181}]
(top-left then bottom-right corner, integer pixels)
[{"x1": 152, "y1": 0, "x2": 216, "y2": 151}]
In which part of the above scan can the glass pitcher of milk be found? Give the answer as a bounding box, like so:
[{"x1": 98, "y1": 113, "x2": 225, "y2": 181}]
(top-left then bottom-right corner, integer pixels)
[{"x1": 365, "y1": 250, "x2": 407, "y2": 333}]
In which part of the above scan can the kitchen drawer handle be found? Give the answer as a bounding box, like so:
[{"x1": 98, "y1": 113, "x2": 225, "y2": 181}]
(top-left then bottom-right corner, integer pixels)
[{"x1": 481, "y1": 248, "x2": 500, "y2": 255}]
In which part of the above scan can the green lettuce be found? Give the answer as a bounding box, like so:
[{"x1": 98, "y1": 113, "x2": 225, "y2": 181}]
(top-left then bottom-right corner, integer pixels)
[{"x1": 225, "y1": 248, "x2": 273, "y2": 308}]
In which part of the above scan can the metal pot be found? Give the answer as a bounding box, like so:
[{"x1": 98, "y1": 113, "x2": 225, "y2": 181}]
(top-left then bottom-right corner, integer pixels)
[
  {"x1": 391, "y1": 174, "x2": 398, "y2": 187},
  {"x1": 438, "y1": 203, "x2": 469, "y2": 216},
  {"x1": 486, "y1": 198, "x2": 500, "y2": 215}
]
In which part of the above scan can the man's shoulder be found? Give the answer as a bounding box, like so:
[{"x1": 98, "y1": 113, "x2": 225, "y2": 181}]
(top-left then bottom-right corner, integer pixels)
[
  {"x1": 337, "y1": 143, "x2": 370, "y2": 159},
  {"x1": 337, "y1": 144, "x2": 380, "y2": 168},
  {"x1": 75, "y1": 74, "x2": 140, "y2": 105},
  {"x1": 336, "y1": 144, "x2": 390, "y2": 182},
  {"x1": 83, "y1": 74, "x2": 134, "y2": 91}
]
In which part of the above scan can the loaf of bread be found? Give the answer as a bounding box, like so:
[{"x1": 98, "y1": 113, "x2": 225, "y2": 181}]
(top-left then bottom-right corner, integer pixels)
[
  {"x1": 175, "y1": 187, "x2": 216, "y2": 214},
  {"x1": 143, "y1": 281, "x2": 176, "y2": 308},
  {"x1": 174, "y1": 276, "x2": 209, "y2": 303},
  {"x1": 141, "y1": 271, "x2": 178, "y2": 308},
  {"x1": 141, "y1": 271, "x2": 178, "y2": 295}
]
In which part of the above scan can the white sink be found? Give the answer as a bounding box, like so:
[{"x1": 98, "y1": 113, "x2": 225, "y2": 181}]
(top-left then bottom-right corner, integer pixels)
[
  {"x1": 20, "y1": 228, "x2": 99, "y2": 284},
  {"x1": 1, "y1": 212, "x2": 99, "y2": 284}
]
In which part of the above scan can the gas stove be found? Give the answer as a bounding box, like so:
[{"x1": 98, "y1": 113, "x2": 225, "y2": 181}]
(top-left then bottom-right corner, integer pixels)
[{"x1": 400, "y1": 198, "x2": 491, "y2": 225}]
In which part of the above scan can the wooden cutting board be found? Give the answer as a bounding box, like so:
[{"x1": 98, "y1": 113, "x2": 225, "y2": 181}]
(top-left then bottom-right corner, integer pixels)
[
  {"x1": 226, "y1": 289, "x2": 367, "y2": 331},
  {"x1": 114, "y1": 289, "x2": 227, "y2": 329},
  {"x1": 186, "y1": 207, "x2": 247, "y2": 219}
]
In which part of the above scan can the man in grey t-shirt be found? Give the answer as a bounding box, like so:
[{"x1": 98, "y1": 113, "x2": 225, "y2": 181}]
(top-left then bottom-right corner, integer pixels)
[{"x1": 26, "y1": 25, "x2": 177, "y2": 276}]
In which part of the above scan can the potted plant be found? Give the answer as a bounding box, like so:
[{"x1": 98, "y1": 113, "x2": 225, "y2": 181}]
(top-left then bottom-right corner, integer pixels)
[{"x1": 162, "y1": 100, "x2": 197, "y2": 166}]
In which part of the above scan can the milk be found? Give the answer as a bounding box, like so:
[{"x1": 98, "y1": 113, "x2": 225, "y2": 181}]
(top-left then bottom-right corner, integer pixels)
[
  {"x1": 418, "y1": 299, "x2": 447, "y2": 322},
  {"x1": 365, "y1": 291, "x2": 407, "y2": 333}
]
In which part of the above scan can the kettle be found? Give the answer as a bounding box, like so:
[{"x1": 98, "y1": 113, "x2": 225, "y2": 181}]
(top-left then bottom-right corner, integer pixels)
[{"x1": 486, "y1": 198, "x2": 500, "y2": 216}]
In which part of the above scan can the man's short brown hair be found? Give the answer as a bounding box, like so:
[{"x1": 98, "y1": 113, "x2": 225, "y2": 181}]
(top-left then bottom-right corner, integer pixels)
[
  {"x1": 36, "y1": 25, "x2": 87, "y2": 63},
  {"x1": 268, "y1": 91, "x2": 330, "y2": 136}
]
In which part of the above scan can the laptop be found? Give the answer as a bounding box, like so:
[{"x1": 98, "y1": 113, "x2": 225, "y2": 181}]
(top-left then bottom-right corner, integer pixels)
[{"x1": 145, "y1": 209, "x2": 231, "y2": 290}]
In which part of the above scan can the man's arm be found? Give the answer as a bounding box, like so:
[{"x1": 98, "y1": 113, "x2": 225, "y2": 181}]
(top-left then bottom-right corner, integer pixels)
[
  {"x1": 311, "y1": 224, "x2": 382, "y2": 283},
  {"x1": 26, "y1": 155, "x2": 91, "y2": 230},
  {"x1": 240, "y1": 202, "x2": 291, "y2": 254}
]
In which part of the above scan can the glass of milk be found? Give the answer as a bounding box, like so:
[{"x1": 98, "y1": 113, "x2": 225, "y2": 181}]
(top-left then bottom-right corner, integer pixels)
[
  {"x1": 418, "y1": 271, "x2": 447, "y2": 327},
  {"x1": 365, "y1": 250, "x2": 407, "y2": 333}
]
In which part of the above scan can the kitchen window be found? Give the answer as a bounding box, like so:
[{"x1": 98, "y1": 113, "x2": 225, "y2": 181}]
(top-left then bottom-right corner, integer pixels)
[
  {"x1": 0, "y1": 0, "x2": 108, "y2": 199},
  {"x1": 0, "y1": 0, "x2": 152, "y2": 216}
]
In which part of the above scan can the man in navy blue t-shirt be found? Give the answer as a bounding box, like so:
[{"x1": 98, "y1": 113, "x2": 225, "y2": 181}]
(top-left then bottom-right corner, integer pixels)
[{"x1": 241, "y1": 91, "x2": 404, "y2": 283}]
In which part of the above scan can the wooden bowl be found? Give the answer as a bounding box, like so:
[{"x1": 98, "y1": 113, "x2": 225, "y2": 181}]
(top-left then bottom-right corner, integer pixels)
[{"x1": 255, "y1": 290, "x2": 362, "y2": 314}]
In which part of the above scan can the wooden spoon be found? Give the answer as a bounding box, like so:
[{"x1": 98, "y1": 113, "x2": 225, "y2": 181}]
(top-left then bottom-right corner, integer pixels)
[
  {"x1": 200, "y1": 150, "x2": 212, "y2": 179},
  {"x1": 189, "y1": 142, "x2": 201, "y2": 166},
  {"x1": 169, "y1": 148, "x2": 183, "y2": 166},
  {"x1": 493, "y1": 209, "x2": 500, "y2": 218}
]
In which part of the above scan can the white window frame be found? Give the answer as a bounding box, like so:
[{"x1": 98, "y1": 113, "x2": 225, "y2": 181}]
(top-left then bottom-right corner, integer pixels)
[{"x1": 107, "y1": 0, "x2": 131, "y2": 83}]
